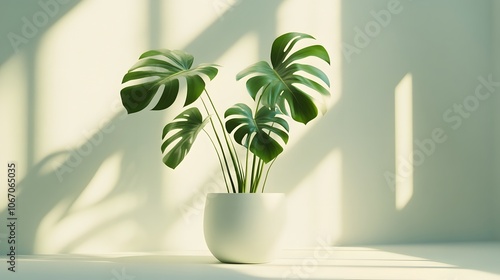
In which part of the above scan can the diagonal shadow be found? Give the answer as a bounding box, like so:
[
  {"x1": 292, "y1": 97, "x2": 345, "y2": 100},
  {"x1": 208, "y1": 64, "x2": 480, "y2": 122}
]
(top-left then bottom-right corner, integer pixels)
[
  {"x1": 0, "y1": 0, "x2": 82, "y2": 67},
  {"x1": 6, "y1": 109, "x2": 165, "y2": 254},
  {"x1": 0, "y1": 0, "x2": 286, "y2": 254}
]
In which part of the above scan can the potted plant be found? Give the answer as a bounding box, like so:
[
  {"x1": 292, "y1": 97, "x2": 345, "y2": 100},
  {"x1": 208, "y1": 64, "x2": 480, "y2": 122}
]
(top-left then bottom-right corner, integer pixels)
[{"x1": 120, "y1": 32, "x2": 331, "y2": 263}]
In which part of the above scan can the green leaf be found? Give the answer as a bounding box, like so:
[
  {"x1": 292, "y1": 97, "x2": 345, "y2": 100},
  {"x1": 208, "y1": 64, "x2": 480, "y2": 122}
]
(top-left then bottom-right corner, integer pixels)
[
  {"x1": 237, "y1": 32, "x2": 331, "y2": 124},
  {"x1": 224, "y1": 104, "x2": 289, "y2": 163},
  {"x1": 161, "y1": 108, "x2": 211, "y2": 169},
  {"x1": 121, "y1": 49, "x2": 218, "y2": 114}
]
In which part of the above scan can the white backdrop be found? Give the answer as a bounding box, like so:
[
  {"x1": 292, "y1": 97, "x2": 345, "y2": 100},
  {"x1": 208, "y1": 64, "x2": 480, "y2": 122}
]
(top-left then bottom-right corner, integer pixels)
[
  {"x1": 0, "y1": 0, "x2": 498, "y2": 254},
  {"x1": 494, "y1": 0, "x2": 500, "y2": 240}
]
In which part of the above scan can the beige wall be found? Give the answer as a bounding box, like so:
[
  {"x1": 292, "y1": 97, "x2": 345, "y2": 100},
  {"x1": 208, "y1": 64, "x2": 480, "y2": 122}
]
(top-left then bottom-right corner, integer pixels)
[
  {"x1": 0, "y1": 0, "x2": 498, "y2": 254},
  {"x1": 336, "y1": 0, "x2": 497, "y2": 244},
  {"x1": 0, "y1": 0, "x2": 342, "y2": 254},
  {"x1": 494, "y1": 0, "x2": 500, "y2": 240}
]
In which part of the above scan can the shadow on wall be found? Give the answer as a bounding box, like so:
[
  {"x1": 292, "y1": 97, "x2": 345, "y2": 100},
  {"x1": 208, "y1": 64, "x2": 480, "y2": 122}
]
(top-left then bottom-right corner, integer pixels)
[
  {"x1": 4, "y1": 0, "x2": 496, "y2": 255},
  {"x1": 0, "y1": 0, "x2": 81, "y2": 66},
  {"x1": 0, "y1": 0, "x2": 284, "y2": 254},
  {"x1": 334, "y1": 0, "x2": 495, "y2": 245},
  {"x1": 494, "y1": 0, "x2": 500, "y2": 241},
  {"x1": 0, "y1": 0, "x2": 83, "y2": 181},
  {"x1": 0, "y1": 0, "x2": 83, "y2": 254},
  {"x1": 265, "y1": 0, "x2": 497, "y2": 246},
  {"x1": 13, "y1": 111, "x2": 165, "y2": 253}
]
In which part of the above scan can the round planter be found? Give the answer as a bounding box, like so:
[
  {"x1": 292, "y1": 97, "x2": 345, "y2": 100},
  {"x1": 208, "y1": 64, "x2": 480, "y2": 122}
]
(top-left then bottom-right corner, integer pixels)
[{"x1": 203, "y1": 193, "x2": 286, "y2": 264}]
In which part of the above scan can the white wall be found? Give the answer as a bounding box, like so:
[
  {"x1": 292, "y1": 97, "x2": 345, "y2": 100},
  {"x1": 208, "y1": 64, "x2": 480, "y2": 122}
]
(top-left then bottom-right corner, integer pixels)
[
  {"x1": 335, "y1": 0, "x2": 497, "y2": 245},
  {"x1": 0, "y1": 0, "x2": 498, "y2": 255},
  {"x1": 0, "y1": 0, "x2": 342, "y2": 254},
  {"x1": 494, "y1": 0, "x2": 500, "y2": 241}
]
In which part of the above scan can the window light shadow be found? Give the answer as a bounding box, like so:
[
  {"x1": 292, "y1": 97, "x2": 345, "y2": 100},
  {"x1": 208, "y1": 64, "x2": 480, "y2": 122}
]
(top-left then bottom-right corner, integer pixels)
[
  {"x1": 394, "y1": 73, "x2": 413, "y2": 210},
  {"x1": 1, "y1": 0, "x2": 291, "y2": 255},
  {"x1": 0, "y1": 0, "x2": 82, "y2": 67}
]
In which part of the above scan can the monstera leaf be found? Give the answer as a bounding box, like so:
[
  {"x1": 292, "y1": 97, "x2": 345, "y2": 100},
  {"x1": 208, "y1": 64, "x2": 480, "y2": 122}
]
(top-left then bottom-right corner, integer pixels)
[
  {"x1": 237, "y1": 32, "x2": 330, "y2": 124},
  {"x1": 225, "y1": 104, "x2": 289, "y2": 163},
  {"x1": 121, "y1": 49, "x2": 218, "y2": 114},
  {"x1": 161, "y1": 108, "x2": 211, "y2": 169}
]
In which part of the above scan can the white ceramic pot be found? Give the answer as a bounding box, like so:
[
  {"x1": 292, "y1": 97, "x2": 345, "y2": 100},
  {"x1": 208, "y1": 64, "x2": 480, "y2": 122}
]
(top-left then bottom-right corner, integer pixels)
[{"x1": 203, "y1": 193, "x2": 286, "y2": 264}]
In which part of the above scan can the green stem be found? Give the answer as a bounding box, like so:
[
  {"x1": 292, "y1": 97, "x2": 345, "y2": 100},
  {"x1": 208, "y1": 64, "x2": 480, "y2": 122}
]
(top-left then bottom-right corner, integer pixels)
[
  {"x1": 201, "y1": 98, "x2": 236, "y2": 193},
  {"x1": 250, "y1": 154, "x2": 257, "y2": 193},
  {"x1": 243, "y1": 139, "x2": 252, "y2": 193},
  {"x1": 203, "y1": 129, "x2": 231, "y2": 193},
  {"x1": 253, "y1": 158, "x2": 263, "y2": 193},
  {"x1": 261, "y1": 158, "x2": 277, "y2": 193},
  {"x1": 204, "y1": 89, "x2": 244, "y2": 190}
]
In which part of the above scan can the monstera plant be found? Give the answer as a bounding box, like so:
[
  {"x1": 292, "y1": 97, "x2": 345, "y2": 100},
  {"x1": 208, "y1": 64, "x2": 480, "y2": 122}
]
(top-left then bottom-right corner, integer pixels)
[{"x1": 120, "y1": 32, "x2": 331, "y2": 193}]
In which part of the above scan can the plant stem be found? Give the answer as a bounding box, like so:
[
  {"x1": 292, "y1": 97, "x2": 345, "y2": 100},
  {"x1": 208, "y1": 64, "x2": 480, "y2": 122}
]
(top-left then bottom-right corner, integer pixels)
[
  {"x1": 252, "y1": 158, "x2": 263, "y2": 193},
  {"x1": 203, "y1": 89, "x2": 244, "y2": 191},
  {"x1": 243, "y1": 140, "x2": 252, "y2": 193},
  {"x1": 203, "y1": 129, "x2": 231, "y2": 193},
  {"x1": 250, "y1": 154, "x2": 257, "y2": 193},
  {"x1": 261, "y1": 158, "x2": 277, "y2": 193},
  {"x1": 201, "y1": 98, "x2": 236, "y2": 193}
]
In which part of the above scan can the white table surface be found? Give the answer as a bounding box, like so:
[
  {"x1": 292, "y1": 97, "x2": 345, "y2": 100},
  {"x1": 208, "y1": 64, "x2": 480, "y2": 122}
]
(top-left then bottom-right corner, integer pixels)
[{"x1": 1, "y1": 242, "x2": 499, "y2": 279}]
